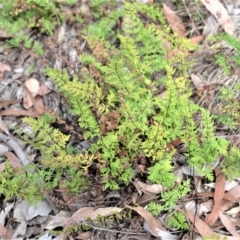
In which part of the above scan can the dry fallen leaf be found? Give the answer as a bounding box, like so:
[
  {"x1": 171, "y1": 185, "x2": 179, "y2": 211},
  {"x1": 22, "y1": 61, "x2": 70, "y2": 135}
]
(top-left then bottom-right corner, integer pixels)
[
  {"x1": 0, "y1": 142, "x2": 9, "y2": 156},
  {"x1": 0, "y1": 62, "x2": 11, "y2": 79},
  {"x1": 24, "y1": 78, "x2": 41, "y2": 109},
  {"x1": 219, "y1": 211, "x2": 240, "y2": 237},
  {"x1": 26, "y1": 200, "x2": 53, "y2": 221},
  {"x1": 37, "y1": 84, "x2": 51, "y2": 95},
  {"x1": 197, "y1": 192, "x2": 238, "y2": 203},
  {"x1": 59, "y1": 179, "x2": 78, "y2": 213},
  {"x1": 180, "y1": 158, "x2": 219, "y2": 177},
  {"x1": 0, "y1": 223, "x2": 13, "y2": 239},
  {"x1": 225, "y1": 206, "x2": 240, "y2": 217},
  {"x1": 76, "y1": 231, "x2": 93, "y2": 240},
  {"x1": 136, "y1": 0, "x2": 153, "y2": 3},
  {"x1": 189, "y1": 35, "x2": 203, "y2": 45},
  {"x1": 128, "y1": 205, "x2": 177, "y2": 239},
  {"x1": 185, "y1": 200, "x2": 212, "y2": 216},
  {"x1": 162, "y1": 4, "x2": 186, "y2": 37},
  {"x1": 0, "y1": 163, "x2": 5, "y2": 172},
  {"x1": 0, "y1": 99, "x2": 20, "y2": 109},
  {"x1": 0, "y1": 202, "x2": 14, "y2": 226},
  {"x1": 0, "y1": 152, "x2": 23, "y2": 171},
  {"x1": 53, "y1": 207, "x2": 123, "y2": 228},
  {"x1": 221, "y1": 186, "x2": 240, "y2": 212},
  {"x1": 0, "y1": 29, "x2": 10, "y2": 39},
  {"x1": 185, "y1": 210, "x2": 216, "y2": 237},
  {"x1": 204, "y1": 180, "x2": 239, "y2": 192},
  {"x1": 24, "y1": 78, "x2": 40, "y2": 97},
  {"x1": 33, "y1": 95, "x2": 45, "y2": 115},
  {"x1": 4, "y1": 152, "x2": 22, "y2": 168},
  {"x1": 71, "y1": 207, "x2": 123, "y2": 223},
  {"x1": 191, "y1": 74, "x2": 208, "y2": 90},
  {"x1": 11, "y1": 221, "x2": 27, "y2": 240},
  {"x1": 186, "y1": 211, "x2": 240, "y2": 239},
  {"x1": 1, "y1": 109, "x2": 40, "y2": 117},
  {"x1": 203, "y1": 15, "x2": 219, "y2": 37},
  {"x1": 205, "y1": 167, "x2": 225, "y2": 226},
  {"x1": 0, "y1": 117, "x2": 9, "y2": 135},
  {"x1": 133, "y1": 179, "x2": 165, "y2": 194},
  {"x1": 45, "y1": 211, "x2": 72, "y2": 230},
  {"x1": 201, "y1": 0, "x2": 235, "y2": 35}
]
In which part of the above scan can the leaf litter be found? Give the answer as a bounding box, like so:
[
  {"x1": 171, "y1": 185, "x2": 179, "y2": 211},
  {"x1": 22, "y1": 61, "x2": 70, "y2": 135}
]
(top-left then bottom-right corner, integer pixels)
[{"x1": 0, "y1": 0, "x2": 240, "y2": 239}]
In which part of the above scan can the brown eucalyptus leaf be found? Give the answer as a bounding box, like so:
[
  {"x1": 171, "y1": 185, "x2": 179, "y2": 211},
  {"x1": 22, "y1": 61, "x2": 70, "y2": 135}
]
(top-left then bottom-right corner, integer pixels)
[
  {"x1": 0, "y1": 99, "x2": 19, "y2": 109},
  {"x1": 205, "y1": 167, "x2": 225, "y2": 226},
  {"x1": 1, "y1": 109, "x2": 40, "y2": 117},
  {"x1": 162, "y1": 4, "x2": 186, "y2": 37},
  {"x1": 185, "y1": 210, "x2": 215, "y2": 237},
  {"x1": 129, "y1": 205, "x2": 166, "y2": 236}
]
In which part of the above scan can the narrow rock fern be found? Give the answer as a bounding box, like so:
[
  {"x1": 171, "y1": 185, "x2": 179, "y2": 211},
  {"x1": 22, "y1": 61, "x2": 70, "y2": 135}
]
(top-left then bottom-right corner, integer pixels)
[
  {"x1": 2, "y1": 1, "x2": 239, "y2": 205},
  {"x1": 46, "y1": 2, "x2": 230, "y2": 190}
]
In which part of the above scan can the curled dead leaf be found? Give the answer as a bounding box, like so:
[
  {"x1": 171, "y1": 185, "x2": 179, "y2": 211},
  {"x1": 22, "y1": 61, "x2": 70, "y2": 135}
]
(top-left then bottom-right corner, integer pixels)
[{"x1": 24, "y1": 78, "x2": 40, "y2": 97}]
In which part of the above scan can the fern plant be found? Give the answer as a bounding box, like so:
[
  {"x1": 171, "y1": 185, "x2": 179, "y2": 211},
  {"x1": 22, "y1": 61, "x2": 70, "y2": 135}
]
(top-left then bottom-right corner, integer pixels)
[
  {"x1": 147, "y1": 180, "x2": 190, "y2": 219},
  {"x1": 3, "y1": 0, "x2": 240, "y2": 207},
  {"x1": 0, "y1": 160, "x2": 61, "y2": 203},
  {"x1": 213, "y1": 84, "x2": 240, "y2": 130},
  {"x1": 46, "y1": 1, "x2": 230, "y2": 191},
  {"x1": 167, "y1": 211, "x2": 189, "y2": 230},
  {"x1": 0, "y1": 113, "x2": 91, "y2": 203}
]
